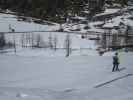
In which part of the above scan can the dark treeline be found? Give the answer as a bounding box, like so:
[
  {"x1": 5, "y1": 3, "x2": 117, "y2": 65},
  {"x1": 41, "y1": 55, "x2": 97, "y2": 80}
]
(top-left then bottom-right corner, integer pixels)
[
  {"x1": 0, "y1": 0, "x2": 88, "y2": 21},
  {"x1": 0, "y1": 0, "x2": 128, "y2": 22}
]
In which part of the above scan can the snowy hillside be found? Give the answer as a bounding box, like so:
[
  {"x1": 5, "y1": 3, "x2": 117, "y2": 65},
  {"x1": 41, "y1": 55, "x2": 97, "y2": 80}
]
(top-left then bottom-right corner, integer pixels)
[
  {"x1": 62, "y1": 6, "x2": 133, "y2": 34},
  {"x1": 0, "y1": 13, "x2": 59, "y2": 32},
  {"x1": 0, "y1": 12, "x2": 98, "y2": 57}
]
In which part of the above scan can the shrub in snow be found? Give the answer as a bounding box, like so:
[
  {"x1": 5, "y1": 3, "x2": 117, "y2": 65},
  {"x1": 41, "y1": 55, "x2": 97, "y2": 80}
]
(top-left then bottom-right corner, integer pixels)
[{"x1": 84, "y1": 25, "x2": 90, "y2": 30}]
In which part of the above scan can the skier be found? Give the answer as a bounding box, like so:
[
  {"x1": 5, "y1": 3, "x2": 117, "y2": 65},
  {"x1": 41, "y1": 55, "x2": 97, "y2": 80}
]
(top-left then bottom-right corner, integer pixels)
[{"x1": 112, "y1": 52, "x2": 120, "y2": 72}]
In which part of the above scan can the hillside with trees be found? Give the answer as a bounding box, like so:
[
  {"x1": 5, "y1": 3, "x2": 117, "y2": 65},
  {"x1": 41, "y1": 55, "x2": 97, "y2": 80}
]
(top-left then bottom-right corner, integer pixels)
[{"x1": 0, "y1": 0, "x2": 129, "y2": 22}]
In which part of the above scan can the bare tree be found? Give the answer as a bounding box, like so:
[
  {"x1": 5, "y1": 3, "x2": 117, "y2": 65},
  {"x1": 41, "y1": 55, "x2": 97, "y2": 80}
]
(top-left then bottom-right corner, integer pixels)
[
  {"x1": 101, "y1": 32, "x2": 107, "y2": 49},
  {"x1": 53, "y1": 35, "x2": 58, "y2": 51},
  {"x1": 35, "y1": 34, "x2": 46, "y2": 48},
  {"x1": 25, "y1": 33, "x2": 29, "y2": 48},
  {"x1": 28, "y1": 33, "x2": 31, "y2": 47},
  {"x1": 13, "y1": 34, "x2": 16, "y2": 53},
  {"x1": 112, "y1": 34, "x2": 118, "y2": 47},
  {"x1": 48, "y1": 33, "x2": 53, "y2": 49},
  {"x1": 21, "y1": 34, "x2": 24, "y2": 48},
  {"x1": 31, "y1": 33, "x2": 34, "y2": 48},
  {"x1": 125, "y1": 26, "x2": 129, "y2": 46},
  {"x1": 58, "y1": 24, "x2": 64, "y2": 32},
  {"x1": 36, "y1": 34, "x2": 41, "y2": 48},
  {"x1": 0, "y1": 33, "x2": 6, "y2": 50},
  {"x1": 64, "y1": 34, "x2": 72, "y2": 57}
]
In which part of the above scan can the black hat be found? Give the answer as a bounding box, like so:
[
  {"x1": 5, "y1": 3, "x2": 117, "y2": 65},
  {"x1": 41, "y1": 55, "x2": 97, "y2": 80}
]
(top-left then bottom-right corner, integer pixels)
[{"x1": 115, "y1": 52, "x2": 118, "y2": 55}]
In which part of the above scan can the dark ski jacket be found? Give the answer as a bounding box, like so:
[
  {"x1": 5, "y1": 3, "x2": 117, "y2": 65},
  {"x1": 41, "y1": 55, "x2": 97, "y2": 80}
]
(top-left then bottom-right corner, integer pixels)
[{"x1": 113, "y1": 55, "x2": 119, "y2": 64}]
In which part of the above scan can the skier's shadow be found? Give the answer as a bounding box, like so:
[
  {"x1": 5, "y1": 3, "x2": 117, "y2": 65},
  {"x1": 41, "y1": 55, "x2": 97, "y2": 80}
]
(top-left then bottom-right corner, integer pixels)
[{"x1": 119, "y1": 67, "x2": 126, "y2": 72}]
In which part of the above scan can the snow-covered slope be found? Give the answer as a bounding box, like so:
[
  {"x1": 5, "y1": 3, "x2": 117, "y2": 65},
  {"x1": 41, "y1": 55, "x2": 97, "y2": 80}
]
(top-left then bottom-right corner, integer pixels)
[
  {"x1": 0, "y1": 52, "x2": 133, "y2": 100},
  {"x1": 0, "y1": 13, "x2": 58, "y2": 32}
]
